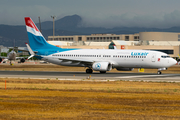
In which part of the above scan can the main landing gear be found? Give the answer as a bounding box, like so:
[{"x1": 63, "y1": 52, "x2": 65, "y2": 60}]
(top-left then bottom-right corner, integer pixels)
[
  {"x1": 100, "y1": 71, "x2": 106, "y2": 73},
  {"x1": 86, "y1": 68, "x2": 93, "y2": 74},
  {"x1": 85, "y1": 68, "x2": 107, "y2": 74}
]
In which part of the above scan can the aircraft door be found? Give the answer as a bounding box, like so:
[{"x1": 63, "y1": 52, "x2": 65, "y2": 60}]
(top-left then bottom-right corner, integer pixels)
[{"x1": 151, "y1": 53, "x2": 156, "y2": 62}]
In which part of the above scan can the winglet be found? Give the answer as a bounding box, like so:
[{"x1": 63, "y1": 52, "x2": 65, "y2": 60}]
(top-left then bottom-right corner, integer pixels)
[
  {"x1": 113, "y1": 45, "x2": 117, "y2": 49},
  {"x1": 26, "y1": 43, "x2": 35, "y2": 60}
]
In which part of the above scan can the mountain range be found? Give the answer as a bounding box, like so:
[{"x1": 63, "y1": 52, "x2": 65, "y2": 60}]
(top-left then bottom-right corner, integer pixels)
[{"x1": 0, "y1": 14, "x2": 180, "y2": 47}]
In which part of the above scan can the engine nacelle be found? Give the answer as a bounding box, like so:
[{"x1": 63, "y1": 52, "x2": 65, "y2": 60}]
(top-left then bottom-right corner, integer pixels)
[
  {"x1": 116, "y1": 68, "x2": 134, "y2": 71},
  {"x1": 20, "y1": 58, "x2": 25, "y2": 63},
  {"x1": 92, "y1": 62, "x2": 112, "y2": 71},
  {"x1": 0, "y1": 57, "x2": 2, "y2": 63}
]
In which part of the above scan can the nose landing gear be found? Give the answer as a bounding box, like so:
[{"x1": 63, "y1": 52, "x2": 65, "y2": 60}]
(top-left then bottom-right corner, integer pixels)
[
  {"x1": 157, "y1": 68, "x2": 167, "y2": 75},
  {"x1": 157, "y1": 71, "x2": 162, "y2": 75}
]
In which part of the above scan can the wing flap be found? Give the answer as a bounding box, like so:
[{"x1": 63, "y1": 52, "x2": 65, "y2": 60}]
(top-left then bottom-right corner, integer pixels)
[{"x1": 58, "y1": 57, "x2": 93, "y2": 64}]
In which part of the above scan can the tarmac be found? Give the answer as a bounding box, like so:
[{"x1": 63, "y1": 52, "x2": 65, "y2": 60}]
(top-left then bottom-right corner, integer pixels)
[{"x1": 0, "y1": 70, "x2": 180, "y2": 82}]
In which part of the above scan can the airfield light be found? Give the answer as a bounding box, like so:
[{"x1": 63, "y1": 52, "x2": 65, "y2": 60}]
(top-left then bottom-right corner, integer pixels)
[{"x1": 51, "y1": 16, "x2": 56, "y2": 41}]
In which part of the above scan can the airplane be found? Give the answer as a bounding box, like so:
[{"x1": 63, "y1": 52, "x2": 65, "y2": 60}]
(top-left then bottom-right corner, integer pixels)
[
  {"x1": 0, "y1": 48, "x2": 26, "y2": 65},
  {"x1": 24, "y1": 17, "x2": 177, "y2": 74}
]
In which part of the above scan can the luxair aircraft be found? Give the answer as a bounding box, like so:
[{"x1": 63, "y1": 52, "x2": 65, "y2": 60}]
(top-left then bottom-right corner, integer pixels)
[{"x1": 25, "y1": 17, "x2": 177, "y2": 74}]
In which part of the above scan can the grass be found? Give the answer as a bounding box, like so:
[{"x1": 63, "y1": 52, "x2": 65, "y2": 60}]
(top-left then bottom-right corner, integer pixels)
[
  {"x1": 0, "y1": 78, "x2": 180, "y2": 119},
  {"x1": 0, "y1": 64, "x2": 180, "y2": 119}
]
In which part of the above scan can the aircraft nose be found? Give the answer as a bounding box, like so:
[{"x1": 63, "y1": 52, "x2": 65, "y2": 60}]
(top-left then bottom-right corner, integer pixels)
[{"x1": 171, "y1": 59, "x2": 177, "y2": 65}]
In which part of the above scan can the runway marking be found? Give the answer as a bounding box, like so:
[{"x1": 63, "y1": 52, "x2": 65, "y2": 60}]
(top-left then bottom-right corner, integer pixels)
[
  {"x1": 115, "y1": 74, "x2": 175, "y2": 78},
  {"x1": 157, "y1": 77, "x2": 180, "y2": 80}
]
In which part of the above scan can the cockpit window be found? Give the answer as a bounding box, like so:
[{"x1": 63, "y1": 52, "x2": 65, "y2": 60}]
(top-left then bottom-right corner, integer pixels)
[{"x1": 161, "y1": 55, "x2": 170, "y2": 58}]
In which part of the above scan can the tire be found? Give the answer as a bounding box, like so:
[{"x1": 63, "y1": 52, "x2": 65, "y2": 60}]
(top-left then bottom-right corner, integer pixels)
[
  {"x1": 157, "y1": 71, "x2": 161, "y2": 75},
  {"x1": 100, "y1": 71, "x2": 106, "y2": 74},
  {"x1": 86, "y1": 69, "x2": 93, "y2": 74}
]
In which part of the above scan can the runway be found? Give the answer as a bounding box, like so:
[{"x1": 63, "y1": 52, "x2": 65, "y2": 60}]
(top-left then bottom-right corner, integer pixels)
[{"x1": 0, "y1": 70, "x2": 180, "y2": 82}]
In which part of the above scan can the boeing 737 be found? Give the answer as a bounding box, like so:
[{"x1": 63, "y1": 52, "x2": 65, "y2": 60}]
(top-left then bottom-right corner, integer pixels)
[
  {"x1": 0, "y1": 49, "x2": 26, "y2": 65},
  {"x1": 24, "y1": 17, "x2": 177, "y2": 74}
]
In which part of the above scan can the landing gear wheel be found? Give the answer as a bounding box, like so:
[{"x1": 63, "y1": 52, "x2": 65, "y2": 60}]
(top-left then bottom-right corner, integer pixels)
[
  {"x1": 100, "y1": 71, "x2": 106, "y2": 74},
  {"x1": 157, "y1": 71, "x2": 161, "y2": 75},
  {"x1": 86, "y1": 69, "x2": 93, "y2": 74}
]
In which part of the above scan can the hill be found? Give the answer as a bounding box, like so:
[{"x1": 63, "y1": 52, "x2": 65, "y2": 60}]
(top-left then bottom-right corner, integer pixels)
[{"x1": 1, "y1": 15, "x2": 180, "y2": 47}]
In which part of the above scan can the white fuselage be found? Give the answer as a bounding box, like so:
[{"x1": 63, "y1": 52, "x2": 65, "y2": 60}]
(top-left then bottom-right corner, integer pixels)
[
  {"x1": 41, "y1": 49, "x2": 177, "y2": 69},
  {"x1": 7, "y1": 51, "x2": 16, "y2": 61}
]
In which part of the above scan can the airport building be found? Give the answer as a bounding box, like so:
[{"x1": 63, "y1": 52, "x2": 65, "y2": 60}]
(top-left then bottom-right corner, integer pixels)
[
  {"x1": 47, "y1": 32, "x2": 180, "y2": 59},
  {"x1": 48, "y1": 33, "x2": 139, "y2": 42},
  {"x1": 48, "y1": 32, "x2": 180, "y2": 42}
]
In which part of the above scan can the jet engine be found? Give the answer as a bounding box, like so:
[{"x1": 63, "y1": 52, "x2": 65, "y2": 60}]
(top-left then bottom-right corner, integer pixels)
[
  {"x1": 0, "y1": 57, "x2": 2, "y2": 63},
  {"x1": 116, "y1": 68, "x2": 134, "y2": 71},
  {"x1": 92, "y1": 62, "x2": 112, "y2": 71},
  {"x1": 20, "y1": 58, "x2": 25, "y2": 63},
  {"x1": 0, "y1": 58, "x2": 2, "y2": 63}
]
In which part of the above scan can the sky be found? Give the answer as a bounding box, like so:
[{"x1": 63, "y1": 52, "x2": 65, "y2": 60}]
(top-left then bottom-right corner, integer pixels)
[{"x1": 1, "y1": 0, "x2": 180, "y2": 28}]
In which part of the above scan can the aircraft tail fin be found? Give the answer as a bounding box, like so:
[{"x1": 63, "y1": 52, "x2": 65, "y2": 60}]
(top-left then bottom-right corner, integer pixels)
[{"x1": 24, "y1": 17, "x2": 60, "y2": 50}]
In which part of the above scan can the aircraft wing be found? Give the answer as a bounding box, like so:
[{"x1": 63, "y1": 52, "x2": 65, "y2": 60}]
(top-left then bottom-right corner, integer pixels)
[
  {"x1": 0, "y1": 56, "x2": 8, "y2": 59},
  {"x1": 17, "y1": 49, "x2": 38, "y2": 54},
  {"x1": 1, "y1": 58, "x2": 8, "y2": 63},
  {"x1": 58, "y1": 57, "x2": 94, "y2": 64},
  {"x1": 42, "y1": 56, "x2": 94, "y2": 64},
  {"x1": 15, "y1": 57, "x2": 26, "y2": 60},
  {"x1": 0, "y1": 56, "x2": 8, "y2": 63},
  {"x1": 8, "y1": 47, "x2": 38, "y2": 53}
]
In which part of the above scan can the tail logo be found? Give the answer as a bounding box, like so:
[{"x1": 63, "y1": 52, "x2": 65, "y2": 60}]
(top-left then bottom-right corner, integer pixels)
[
  {"x1": 28, "y1": 21, "x2": 37, "y2": 33},
  {"x1": 95, "y1": 63, "x2": 101, "y2": 70},
  {"x1": 25, "y1": 17, "x2": 39, "y2": 32}
]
